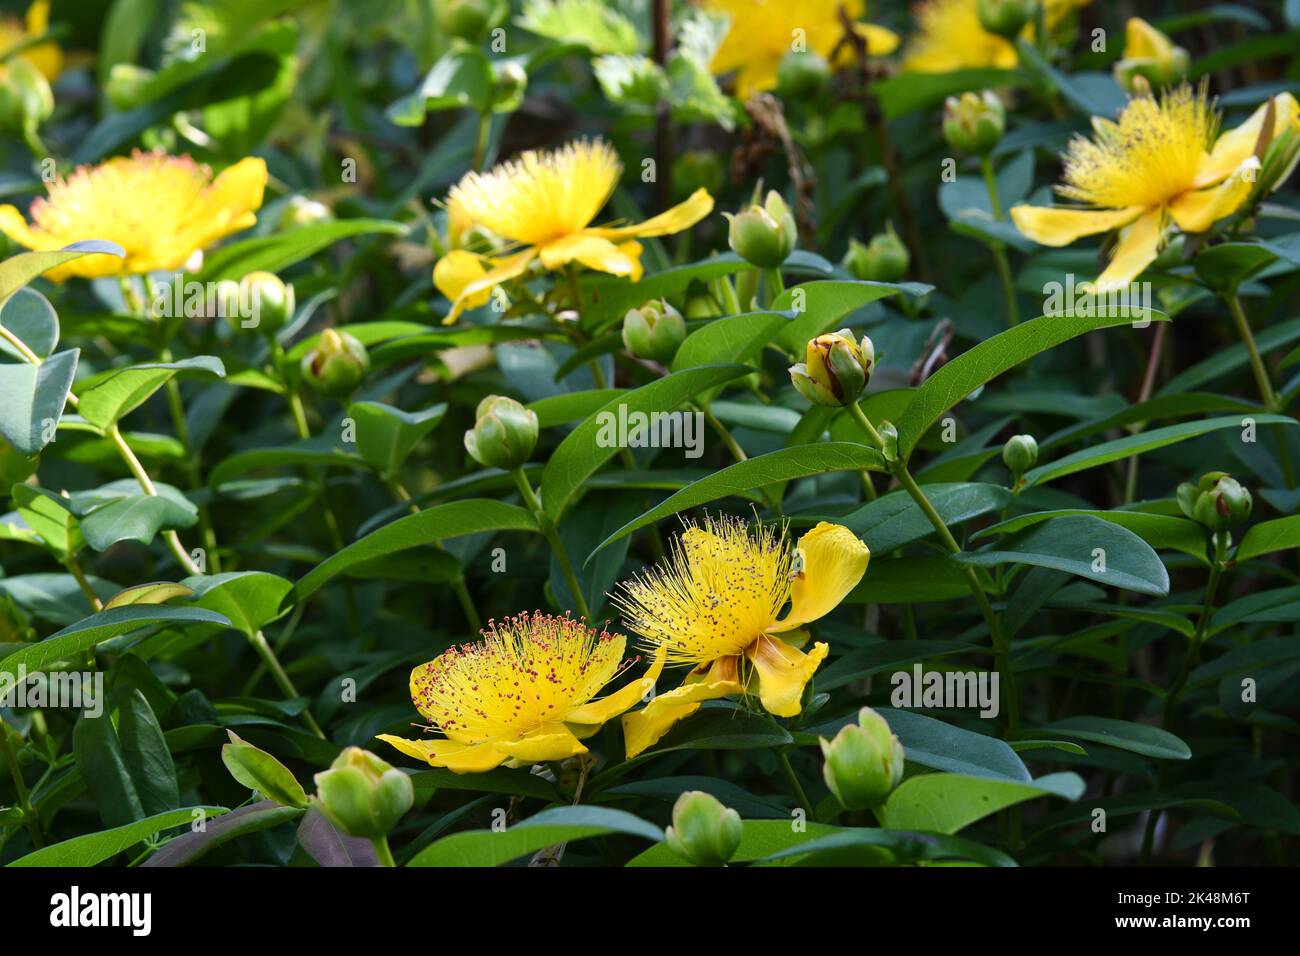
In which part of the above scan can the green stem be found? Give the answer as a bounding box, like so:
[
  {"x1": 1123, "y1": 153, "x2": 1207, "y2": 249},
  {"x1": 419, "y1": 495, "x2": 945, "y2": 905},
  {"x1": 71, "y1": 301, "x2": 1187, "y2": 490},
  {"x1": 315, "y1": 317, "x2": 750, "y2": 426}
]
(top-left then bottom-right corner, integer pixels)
[
  {"x1": 846, "y1": 401, "x2": 1019, "y2": 735},
  {"x1": 108, "y1": 423, "x2": 202, "y2": 575},
  {"x1": 471, "y1": 111, "x2": 492, "y2": 172},
  {"x1": 371, "y1": 835, "x2": 396, "y2": 867},
  {"x1": 776, "y1": 749, "x2": 813, "y2": 817},
  {"x1": 1225, "y1": 292, "x2": 1279, "y2": 410},
  {"x1": 980, "y1": 156, "x2": 1019, "y2": 326},
  {"x1": 511, "y1": 468, "x2": 591, "y2": 620},
  {"x1": 250, "y1": 630, "x2": 326, "y2": 739},
  {"x1": 387, "y1": 478, "x2": 483, "y2": 633},
  {"x1": 0, "y1": 720, "x2": 43, "y2": 849}
]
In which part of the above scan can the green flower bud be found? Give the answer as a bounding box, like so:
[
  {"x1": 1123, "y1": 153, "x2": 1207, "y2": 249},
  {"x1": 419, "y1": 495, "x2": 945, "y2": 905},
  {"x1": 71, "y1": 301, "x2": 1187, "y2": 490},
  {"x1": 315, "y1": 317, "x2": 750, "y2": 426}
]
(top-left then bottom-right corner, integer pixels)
[
  {"x1": 105, "y1": 63, "x2": 156, "y2": 112},
  {"x1": 0, "y1": 58, "x2": 52, "y2": 135},
  {"x1": 236, "y1": 271, "x2": 295, "y2": 335},
  {"x1": 819, "y1": 706, "x2": 904, "y2": 810},
  {"x1": 977, "y1": 0, "x2": 1035, "y2": 38},
  {"x1": 673, "y1": 151, "x2": 724, "y2": 205},
  {"x1": 278, "y1": 195, "x2": 333, "y2": 231},
  {"x1": 1177, "y1": 472, "x2": 1252, "y2": 532},
  {"x1": 622, "y1": 299, "x2": 686, "y2": 363},
  {"x1": 777, "y1": 51, "x2": 830, "y2": 100},
  {"x1": 491, "y1": 61, "x2": 528, "y2": 113},
  {"x1": 726, "y1": 191, "x2": 797, "y2": 269},
  {"x1": 439, "y1": 0, "x2": 507, "y2": 41},
  {"x1": 1113, "y1": 18, "x2": 1190, "y2": 94},
  {"x1": 1002, "y1": 434, "x2": 1038, "y2": 478},
  {"x1": 464, "y1": 395, "x2": 539, "y2": 470},
  {"x1": 664, "y1": 791, "x2": 743, "y2": 866},
  {"x1": 300, "y1": 329, "x2": 370, "y2": 397},
  {"x1": 313, "y1": 747, "x2": 414, "y2": 839},
  {"x1": 842, "y1": 223, "x2": 910, "y2": 283},
  {"x1": 943, "y1": 91, "x2": 1005, "y2": 156},
  {"x1": 790, "y1": 330, "x2": 873, "y2": 407}
]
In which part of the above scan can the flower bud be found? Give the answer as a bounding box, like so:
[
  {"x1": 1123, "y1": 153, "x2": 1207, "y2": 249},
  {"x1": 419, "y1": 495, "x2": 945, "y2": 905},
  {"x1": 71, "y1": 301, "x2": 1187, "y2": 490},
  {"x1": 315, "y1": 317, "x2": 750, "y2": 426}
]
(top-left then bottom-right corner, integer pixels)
[
  {"x1": 279, "y1": 195, "x2": 333, "y2": 231},
  {"x1": 622, "y1": 299, "x2": 686, "y2": 363},
  {"x1": 491, "y1": 61, "x2": 528, "y2": 112},
  {"x1": 819, "y1": 706, "x2": 904, "y2": 810},
  {"x1": 105, "y1": 63, "x2": 156, "y2": 112},
  {"x1": 1113, "y1": 18, "x2": 1189, "y2": 94},
  {"x1": 843, "y1": 223, "x2": 910, "y2": 283},
  {"x1": 777, "y1": 51, "x2": 830, "y2": 99},
  {"x1": 943, "y1": 91, "x2": 1005, "y2": 156},
  {"x1": 1002, "y1": 434, "x2": 1038, "y2": 478},
  {"x1": 438, "y1": 0, "x2": 507, "y2": 41},
  {"x1": 0, "y1": 58, "x2": 52, "y2": 135},
  {"x1": 464, "y1": 395, "x2": 539, "y2": 470},
  {"x1": 237, "y1": 271, "x2": 295, "y2": 335},
  {"x1": 789, "y1": 330, "x2": 873, "y2": 407},
  {"x1": 977, "y1": 0, "x2": 1034, "y2": 38},
  {"x1": 313, "y1": 747, "x2": 414, "y2": 839},
  {"x1": 664, "y1": 791, "x2": 742, "y2": 866},
  {"x1": 726, "y1": 191, "x2": 797, "y2": 269},
  {"x1": 1177, "y1": 472, "x2": 1252, "y2": 532},
  {"x1": 300, "y1": 329, "x2": 370, "y2": 397}
]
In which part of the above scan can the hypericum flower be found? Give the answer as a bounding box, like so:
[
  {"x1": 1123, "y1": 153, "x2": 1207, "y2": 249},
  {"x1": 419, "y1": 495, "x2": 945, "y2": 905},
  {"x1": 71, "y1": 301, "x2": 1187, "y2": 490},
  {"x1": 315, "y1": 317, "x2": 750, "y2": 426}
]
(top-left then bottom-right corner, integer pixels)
[
  {"x1": 376, "y1": 612, "x2": 666, "y2": 774},
  {"x1": 0, "y1": 150, "x2": 267, "y2": 280},
  {"x1": 433, "y1": 138, "x2": 713, "y2": 323},
  {"x1": 903, "y1": 0, "x2": 1088, "y2": 73},
  {"x1": 700, "y1": 0, "x2": 898, "y2": 100},
  {"x1": 1011, "y1": 85, "x2": 1300, "y2": 292},
  {"x1": 615, "y1": 515, "x2": 869, "y2": 758},
  {"x1": 0, "y1": 1, "x2": 61, "y2": 82}
]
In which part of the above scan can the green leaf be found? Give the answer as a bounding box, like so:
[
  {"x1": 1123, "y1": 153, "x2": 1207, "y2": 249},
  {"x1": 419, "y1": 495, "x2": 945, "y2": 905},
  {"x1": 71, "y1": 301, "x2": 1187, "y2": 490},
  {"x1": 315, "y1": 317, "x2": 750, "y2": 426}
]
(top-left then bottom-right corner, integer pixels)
[
  {"x1": 880, "y1": 772, "x2": 1085, "y2": 834},
  {"x1": 754, "y1": 826, "x2": 1016, "y2": 867},
  {"x1": 894, "y1": 311, "x2": 1169, "y2": 460},
  {"x1": 771, "y1": 279, "x2": 931, "y2": 355},
  {"x1": 407, "y1": 806, "x2": 661, "y2": 866},
  {"x1": 577, "y1": 255, "x2": 751, "y2": 334},
  {"x1": 518, "y1": 0, "x2": 642, "y2": 54},
  {"x1": 76, "y1": 357, "x2": 226, "y2": 430},
  {"x1": 184, "y1": 571, "x2": 294, "y2": 638},
  {"x1": 955, "y1": 514, "x2": 1170, "y2": 596},
  {"x1": 1194, "y1": 241, "x2": 1279, "y2": 290},
  {"x1": 835, "y1": 482, "x2": 1012, "y2": 552},
  {"x1": 7, "y1": 806, "x2": 226, "y2": 867},
  {"x1": 142, "y1": 800, "x2": 304, "y2": 867},
  {"x1": 1159, "y1": 316, "x2": 1300, "y2": 394},
  {"x1": 1041, "y1": 716, "x2": 1192, "y2": 760},
  {"x1": 591, "y1": 442, "x2": 886, "y2": 555},
  {"x1": 978, "y1": 509, "x2": 1209, "y2": 564},
  {"x1": 0, "y1": 288, "x2": 59, "y2": 360},
  {"x1": 540, "y1": 365, "x2": 753, "y2": 521},
  {"x1": 845, "y1": 555, "x2": 972, "y2": 604},
  {"x1": 873, "y1": 68, "x2": 1020, "y2": 119},
  {"x1": 671, "y1": 311, "x2": 789, "y2": 372},
  {"x1": 222, "y1": 732, "x2": 309, "y2": 808},
  {"x1": 528, "y1": 389, "x2": 623, "y2": 428},
  {"x1": 11, "y1": 483, "x2": 83, "y2": 560},
  {"x1": 1237, "y1": 515, "x2": 1300, "y2": 562},
  {"x1": 386, "y1": 49, "x2": 493, "y2": 124},
  {"x1": 295, "y1": 500, "x2": 538, "y2": 600},
  {"x1": 0, "y1": 606, "x2": 232, "y2": 683},
  {"x1": 74, "y1": 689, "x2": 178, "y2": 827},
  {"x1": 348, "y1": 401, "x2": 446, "y2": 477},
  {"x1": 79, "y1": 494, "x2": 199, "y2": 551},
  {"x1": 0, "y1": 242, "x2": 125, "y2": 311},
  {"x1": 197, "y1": 219, "x2": 406, "y2": 283},
  {"x1": 1023, "y1": 415, "x2": 1296, "y2": 488},
  {"x1": 207, "y1": 439, "x2": 368, "y2": 486},
  {"x1": 104, "y1": 581, "x2": 196, "y2": 609},
  {"x1": 0, "y1": 348, "x2": 77, "y2": 454},
  {"x1": 627, "y1": 819, "x2": 843, "y2": 866}
]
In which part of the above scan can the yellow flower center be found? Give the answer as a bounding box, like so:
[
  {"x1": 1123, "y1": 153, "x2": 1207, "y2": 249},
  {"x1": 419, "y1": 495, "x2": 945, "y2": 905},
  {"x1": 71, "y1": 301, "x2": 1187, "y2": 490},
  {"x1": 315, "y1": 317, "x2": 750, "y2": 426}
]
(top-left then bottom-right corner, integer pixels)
[
  {"x1": 447, "y1": 139, "x2": 621, "y2": 247},
  {"x1": 1058, "y1": 85, "x2": 1217, "y2": 210},
  {"x1": 615, "y1": 515, "x2": 793, "y2": 666},
  {"x1": 411, "y1": 612, "x2": 627, "y2": 742}
]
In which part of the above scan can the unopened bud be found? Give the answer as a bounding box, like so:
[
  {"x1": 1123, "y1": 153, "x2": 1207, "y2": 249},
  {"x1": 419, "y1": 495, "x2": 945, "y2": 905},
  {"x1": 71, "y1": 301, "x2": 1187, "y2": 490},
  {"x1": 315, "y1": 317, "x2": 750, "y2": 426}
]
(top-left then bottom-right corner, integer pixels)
[
  {"x1": 1177, "y1": 472, "x2": 1252, "y2": 532},
  {"x1": 819, "y1": 706, "x2": 904, "y2": 810},
  {"x1": 237, "y1": 271, "x2": 295, "y2": 335},
  {"x1": 464, "y1": 395, "x2": 538, "y2": 470},
  {"x1": 789, "y1": 331, "x2": 874, "y2": 407},
  {"x1": 1002, "y1": 434, "x2": 1038, "y2": 479},
  {"x1": 726, "y1": 191, "x2": 796, "y2": 269},
  {"x1": 977, "y1": 0, "x2": 1034, "y2": 38},
  {"x1": 300, "y1": 329, "x2": 370, "y2": 397},
  {"x1": 943, "y1": 91, "x2": 1005, "y2": 156},
  {"x1": 312, "y1": 747, "x2": 413, "y2": 839},
  {"x1": 664, "y1": 790, "x2": 743, "y2": 866},
  {"x1": 622, "y1": 300, "x2": 686, "y2": 363},
  {"x1": 843, "y1": 223, "x2": 909, "y2": 283}
]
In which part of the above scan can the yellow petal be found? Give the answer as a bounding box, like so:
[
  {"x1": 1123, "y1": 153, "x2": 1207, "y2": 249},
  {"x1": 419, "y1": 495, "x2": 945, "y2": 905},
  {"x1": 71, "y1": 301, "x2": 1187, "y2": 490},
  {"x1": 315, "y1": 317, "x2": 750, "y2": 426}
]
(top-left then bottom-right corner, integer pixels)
[
  {"x1": 1200, "y1": 93, "x2": 1300, "y2": 187},
  {"x1": 434, "y1": 249, "x2": 492, "y2": 310},
  {"x1": 1095, "y1": 208, "x2": 1165, "y2": 293},
  {"x1": 621, "y1": 667, "x2": 741, "y2": 758},
  {"x1": 1123, "y1": 17, "x2": 1172, "y2": 61},
  {"x1": 591, "y1": 188, "x2": 715, "y2": 240},
  {"x1": 442, "y1": 248, "x2": 536, "y2": 324},
  {"x1": 564, "y1": 645, "x2": 667, "y2": 728},
  {"x1": 538, "y1": 233, "x2": 639, "y2": 276},
  {"x1": 616, "y1": 241, "x2": 644, "y2": 281},
  {"x1": 0, "y1": 204, "x2": 53, "y2": 251},
  {"x1": 1169, "y1": 158, "x2": 1259, "y2": 233},
  {"x1": 1010, "y1": 204, "x2": 1144, "y2": 247},
  {"x1": 771, "y1": 522, "x2": 869, "y2": 632},
  {"x1": 375, "y1": 734, "x2": 508, "y2": 773},
  {"x1": 203, "y1": 157, "x2": 268, "y2": 230},
  {"x1": 854, "y1": 23, "x2": 900, "y2": 57},
  {"x1": 494, "y1": 724, "x2": 588, "y2": 763},
  {"x1": 744, "y1": 635, "x2": 828, "y2": 718}
]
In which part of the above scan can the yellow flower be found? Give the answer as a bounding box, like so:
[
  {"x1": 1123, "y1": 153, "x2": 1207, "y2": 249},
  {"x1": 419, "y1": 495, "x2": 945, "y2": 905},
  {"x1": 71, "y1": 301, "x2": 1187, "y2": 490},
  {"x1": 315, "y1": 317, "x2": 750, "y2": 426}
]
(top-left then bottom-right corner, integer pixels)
[
  {"x1": 432, "y1": 139, "x2": 713, "y2": 323},
  {"x1": 615, "y1": 516, "x2": 869, "y2": 758},
  {"x1": 1011, "y1": 85, "x2": 1300, "y2": 292},
  {"x1": 902, "y1": 0, "x2": 1088, "y2": 73},
  {"x1": 0, "y1": 1, "x2": 61, "y2": 82},
  {"x1": 700, "y1": 0, "x2": 899, "y2": 99},
  {"x1": 376, "y1": 612, "x2": 666, "y2": 774},
  {"x1": 0, "y1": 150, "x2": 267, "y2": 280}
]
